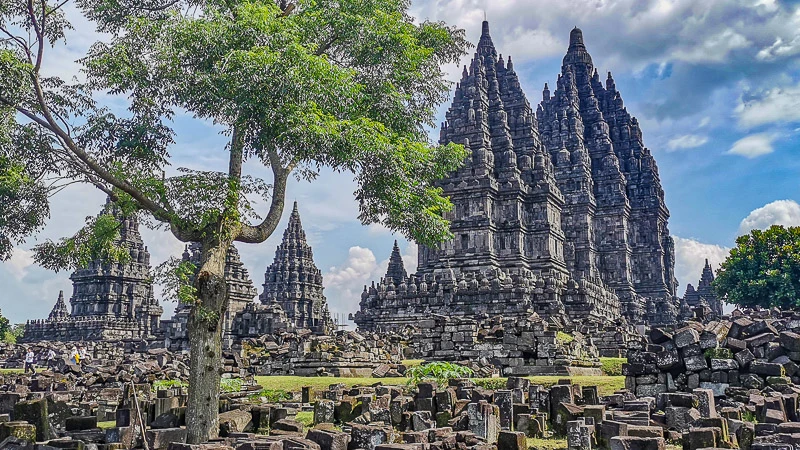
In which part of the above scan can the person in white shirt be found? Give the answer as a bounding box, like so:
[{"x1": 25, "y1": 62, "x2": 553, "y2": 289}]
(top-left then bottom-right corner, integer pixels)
[
  {"x1": 24, "y1": 348, "x2": 36, "y2": 374},
  {"x1": 46, "y1": 348, "x2": 57, "y2": 369},
  {"x1": 78, "y1": 345, "x2": 88, "y2": 363}
]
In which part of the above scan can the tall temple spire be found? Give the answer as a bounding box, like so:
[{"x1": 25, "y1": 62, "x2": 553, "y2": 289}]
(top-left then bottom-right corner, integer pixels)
[
  {"x1": 260, "y1": 201, "x2": 333, "y2": 334},
  {"x1": 562, "y1": 27, "x2": 593, "y2": 70},
  {"x1": 48, "y1": 290, "x2": 69, "y2": 321},
  {"x1": 477, "y1": 20, "x2": 497, "y2": 57},
  {"x1": 385, "y1": 240, "x2": 407, "y2": 285}
]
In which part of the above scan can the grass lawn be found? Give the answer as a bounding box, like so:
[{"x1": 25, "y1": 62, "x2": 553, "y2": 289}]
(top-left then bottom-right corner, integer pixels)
[
  {"x1": 97, "y1": 421, "x2": 116, "y2": 430},
  {"x1": 0, "y1": 368, "x2": 22, "y2": 374},
  {"x1": 254, "y1": 375, "x2": 406, "y2": 394},
  {"x1": 254, "y1": 375, "x2": 624, "y2": 397},
  {"x1": 527, "y1": 437, "x2": 567, "y2": 450},
  {"x1": 599, "y1": 357, "x2": 626, "y2": 376}
]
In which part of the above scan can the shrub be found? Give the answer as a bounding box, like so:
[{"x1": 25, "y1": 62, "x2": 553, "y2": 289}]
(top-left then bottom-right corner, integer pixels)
[
  {"x1": 600, "y1": 357, "x2": 626, "y2": 376},
  {"x1": 248, "y1": 389, "x2": 293, "y2": 403},
  {"x1": 220, "y1": 378, "x2": 243, "y2": 393},
  {"x1": 406, "y1": 361, "x2": 474, "y2": 387},
  {"x1": 472, "y1": 378, "x2": 507, "y2": 390},
  {"x1": 152, "y1": 379, "x2": 188, "y2": 391},
  {"x1": 556, "y1": 331, "x2": 574, "y2": 345}
]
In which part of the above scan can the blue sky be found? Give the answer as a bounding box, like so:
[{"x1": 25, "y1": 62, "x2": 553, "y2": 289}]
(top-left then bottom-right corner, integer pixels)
[{"x1": 3, "y1": 0, "x2": 800, "y2": 324}]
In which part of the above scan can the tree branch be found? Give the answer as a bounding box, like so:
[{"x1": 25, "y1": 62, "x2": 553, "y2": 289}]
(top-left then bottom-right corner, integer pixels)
[{"x1": 236, "y1": 148, "x2": 290, "y2": 244}]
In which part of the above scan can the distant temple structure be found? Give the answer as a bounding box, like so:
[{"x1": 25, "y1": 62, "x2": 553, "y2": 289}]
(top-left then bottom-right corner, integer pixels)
[
  {"x1": 680, "y1": 259, "x2": 724, "y2": 320},
  {"x1": 162, "y1": 243, "x2": 260, "y2": 351},
  {"x1": 251, "y1": 201, "x2": 333, "y2": 334},
  {"x1": 163, "y1": 201, "x2": 332, "y2": 350},
  {"x1": 23, "y1": 200, "x2": 163, "y2": 342},
  {"x1": 354, "y1": 23, "x2": 679, "y2": 336}
]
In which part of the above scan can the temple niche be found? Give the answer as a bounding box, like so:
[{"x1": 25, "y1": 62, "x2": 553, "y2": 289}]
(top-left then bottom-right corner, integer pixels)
[
  {"x1": 355, "y1": 23, "x2": 680, "y2": 338},
  {"x1": 22, "y1": 199, "x2": 163, "y2": 343}
]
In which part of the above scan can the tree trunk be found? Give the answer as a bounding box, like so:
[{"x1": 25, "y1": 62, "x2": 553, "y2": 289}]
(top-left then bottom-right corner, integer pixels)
[{"x1": 186, "y1": 240, "x2": 229, "y2": 444}]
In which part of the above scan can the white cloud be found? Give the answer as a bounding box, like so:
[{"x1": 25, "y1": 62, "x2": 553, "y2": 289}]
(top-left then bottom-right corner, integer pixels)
[
  {"x1": 756, "y1": 36, "x2": 800, "y2": 61},
  {"x1": 5, "y1": 248, "x2": 35, "y2": 281},
  {"x1": 671, "y1": 29, "x2": 751, "y2": 64},
  {"x1": 673, "y1": 236, "x2": 730, "y2": 293},
  {"x1": 738, "y1": 199, "x2": 800, "y2": 235},
  {"x1": 736, "y1": 83, "x2": 800, "y2": 128},
  {"x1": 726, "y1": 133, "x2": 775, "y2": 158},
  {"x1": 666, "y1": 134, "x2": 708, "y2": 151}
]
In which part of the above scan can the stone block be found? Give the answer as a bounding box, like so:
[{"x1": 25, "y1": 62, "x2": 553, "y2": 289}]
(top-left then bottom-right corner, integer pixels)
[
  {"x1": 0, "y1": 422, "x2": 36, "y2": 442},
  {"x1": 65, "y1": 416, "x2": 97, "y2": 431},
  {"x1": 313, "y1": 400, "x2": 334, "y2": 424},
  {"x1": 674, "y1": 328, "x2": 700, "y2": 348},
  {"x1": 272, "y1": 419, "x2": 304, "y2": 433},
  {"x1": 685, "y1": 355, "x2": 708, "y2": 372},
  {"x1": 218, "y1": 410, "x2": 253, "y2": 436},
  {"x1": 693, "y1": 389, "x2": 718, "y2": 418},
  {"x1": 686, "y1": 427, "x2": 718, "y2": 450},
  {"x1": 13, "y1": 399, "x2": 50, "y2": 441},
  {"x1": 350, "y1": 423, "x2": 392, "y2": 450},
  {"x1": 735, "y1": 349, "x2": 755, "y2": 368},
  {"x1": 146, "y1": 428, "x2": 187, "y2": 450},
  {"x1": 306, "y1": 428, "x2": 350, "y2": 450},
  {"x1": 497, "y1": 431, "x2": 526, "y2": 450},
  {"x1": 609, "y1": 436, "x2": 665, "y2": 450},
  {"x1": 710, "y1": 359, "x2": 738, "y2": 371},
  {"x1": 779, "y1": 331, "x2": 800, "y2": 352},
  {"x1": 750, "y1": 361, "x2": 784, "y2": 377}
]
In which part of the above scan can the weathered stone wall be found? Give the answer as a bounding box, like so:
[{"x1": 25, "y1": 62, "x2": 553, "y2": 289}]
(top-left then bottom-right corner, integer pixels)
[
  {"x1": 240, "y1": 329, "x2": 402, "y2": 377},
  {"x1": 407, "y1": 314, "x2": 602, "y2": 376}
]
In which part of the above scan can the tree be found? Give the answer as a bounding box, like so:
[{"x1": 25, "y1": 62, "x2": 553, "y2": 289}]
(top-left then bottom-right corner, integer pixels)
[
  {"x1": 0, "y1": 309, "x2": 10, "y2": 339},
  {"x1": 0, "y1": 0, "x2": 468, "y2": 442},
  {"x1": 713, "y1": 225, "x2": 800, "y2": 310}
]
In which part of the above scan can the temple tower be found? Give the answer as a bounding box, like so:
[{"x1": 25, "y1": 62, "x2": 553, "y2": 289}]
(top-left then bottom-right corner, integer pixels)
[
  {"x1": 177, "y1": 242, "x2": 258, "y2": 348},
  {"x1": 259, "y1": 202, "x2": 333, "y2": 334},
  {"x1": 68, "y1": 200, "x2": 162, "y2": 337},
  {"x1": 385, "y1": 240, "x2": 408, "y2": 285}
]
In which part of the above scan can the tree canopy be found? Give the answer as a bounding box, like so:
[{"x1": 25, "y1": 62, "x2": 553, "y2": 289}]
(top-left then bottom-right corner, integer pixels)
[
  {"x1": 0, "y1": 0, "x2": 469, "y2": 442},
  {"x1": 713, "y1": 225, "x2": 800, "y2": 310}
]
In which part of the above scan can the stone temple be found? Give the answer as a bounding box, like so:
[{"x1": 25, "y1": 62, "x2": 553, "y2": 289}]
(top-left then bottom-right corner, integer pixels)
[
  {"x1": 680, "y1": 259, "x2": 723, "y2": 320},
  {"x1": 23, "y1": 200, "x2": 163, "y2": 342},
  {"x1": 355, "y1": 23, "x2": 680, "y2": 335},
  {"x1": 163, "y1": 201, "x2": 333, "y2": 350}
]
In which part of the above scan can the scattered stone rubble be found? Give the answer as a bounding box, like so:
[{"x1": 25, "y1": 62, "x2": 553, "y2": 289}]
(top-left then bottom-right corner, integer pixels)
[{"x1": 624, "y1": 309, "x2": 800, "y2": 450}]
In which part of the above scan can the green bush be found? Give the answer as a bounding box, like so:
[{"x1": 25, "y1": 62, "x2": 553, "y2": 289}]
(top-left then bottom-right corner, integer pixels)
[
  {"x1": 248, "y1": 389, "x2": 293, "y2": 403},
  {"x1": 556, "y1": 331, "x2": 574, "y2": 345},
  {"x1": 152, "y1": 379, "x2": 188, "y2": 391},
  {"x1": 220, "y1": 378, "x2": 243, "y2": 393},
  {"x1": 600, "y1": 357, "x2": 626, "y2": 376},
  {"x1": 406, "y1": 361, "x2": 474, "y2": 387},
  {"x1": 472, "y1": 378, "x2": 507, "y2": 390}
]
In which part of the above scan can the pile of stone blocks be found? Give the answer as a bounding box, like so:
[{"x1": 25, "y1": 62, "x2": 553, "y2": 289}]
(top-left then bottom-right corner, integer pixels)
[
  {"x1": 238, "y1": 329, "x2": 403, "y2": 377},
  {"x1": 626, "y1": 312, "x2": 800, "y2": 397}
]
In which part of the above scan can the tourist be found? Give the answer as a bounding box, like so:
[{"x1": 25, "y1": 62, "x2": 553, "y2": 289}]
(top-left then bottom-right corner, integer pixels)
[
  {"x1": 70, "y1": 346, "x2": 80, "y2": 365},
  {"x1": 78, "y1": 345, "x2": 88, "y2": 363},
  {"x1": 45, "y1": 347, "x2": 57, "y2": 369},
  {"x1": 24, "y1": 347, "x2": 36, "y2": 374}
]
